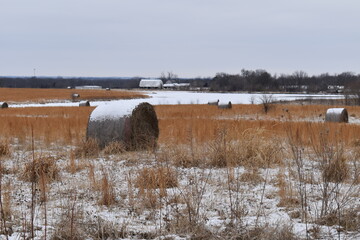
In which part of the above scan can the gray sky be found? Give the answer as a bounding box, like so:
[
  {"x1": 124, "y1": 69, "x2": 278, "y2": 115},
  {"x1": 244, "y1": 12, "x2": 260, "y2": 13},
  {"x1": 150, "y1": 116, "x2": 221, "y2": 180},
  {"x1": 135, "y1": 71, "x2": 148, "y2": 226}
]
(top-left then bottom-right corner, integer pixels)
[{"x1": 1, "y1": 0, "x2": 360, "y2": 78}]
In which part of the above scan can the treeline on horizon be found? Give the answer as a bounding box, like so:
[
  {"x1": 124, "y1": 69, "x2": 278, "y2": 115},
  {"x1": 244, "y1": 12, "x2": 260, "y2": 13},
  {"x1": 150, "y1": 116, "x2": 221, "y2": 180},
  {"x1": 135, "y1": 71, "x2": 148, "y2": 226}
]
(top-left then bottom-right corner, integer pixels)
[
  {"x1": 1, "y1": 69, "x2": 360, "y2": 93},
  {"x1": 209, "y1": 70, "x2": 360, "y2": 93}
]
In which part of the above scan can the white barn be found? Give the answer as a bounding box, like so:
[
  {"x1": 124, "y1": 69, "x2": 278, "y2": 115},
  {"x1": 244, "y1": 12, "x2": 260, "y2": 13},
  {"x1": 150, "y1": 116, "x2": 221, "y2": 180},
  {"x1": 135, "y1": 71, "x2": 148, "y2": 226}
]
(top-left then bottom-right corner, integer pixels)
[{"x1": 139, "y1": 79, "x2": 163, "y2": 89}]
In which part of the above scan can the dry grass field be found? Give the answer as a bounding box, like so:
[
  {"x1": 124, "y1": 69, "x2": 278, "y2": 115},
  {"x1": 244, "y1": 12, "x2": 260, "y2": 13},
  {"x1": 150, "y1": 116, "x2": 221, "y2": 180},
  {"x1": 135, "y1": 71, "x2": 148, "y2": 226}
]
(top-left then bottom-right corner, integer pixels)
[
  {"x1": 0, "y1": 100, "x2": 359, "y2": 239},
  {"x1": 0, "y1": 88, "x2": 147, "y2": 103},
  {"x1": 0, "y1": 107, "x2": 94, "y2": 145},
  {"x1": 1, "y1": 103, "x2": 360, "y2": 147}
]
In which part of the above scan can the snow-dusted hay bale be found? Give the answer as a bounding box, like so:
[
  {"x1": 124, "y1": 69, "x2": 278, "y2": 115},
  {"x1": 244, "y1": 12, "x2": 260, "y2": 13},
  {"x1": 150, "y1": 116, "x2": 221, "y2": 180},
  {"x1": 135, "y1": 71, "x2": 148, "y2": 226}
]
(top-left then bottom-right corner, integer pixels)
[
  {"x1": 79, "y1": 100, "x2": 90, "y2": 107},
  {"x1": 325, "y1": 108, "x2": 348, "y2": 123},
  {"x1": 208, "y1": 100, "x2": 219, "y2": 106},
  {"x1": 87, "y1": 102, "x2": 159, "y2": 150},
  {"x1": 218, "y1": 101, "x2": 232, "y2": 109},
  {"x1": 71, "y1": 93, "x2": 80, "y2": 101},
  {"x1": 0, "y1": 102, "x2": 8, "y2": 108}
]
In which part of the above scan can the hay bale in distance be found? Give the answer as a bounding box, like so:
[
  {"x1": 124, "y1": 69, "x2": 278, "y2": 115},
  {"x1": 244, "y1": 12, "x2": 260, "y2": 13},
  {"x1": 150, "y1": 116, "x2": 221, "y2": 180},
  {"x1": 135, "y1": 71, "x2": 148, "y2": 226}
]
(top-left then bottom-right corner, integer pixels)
[
  {"x1": 87, "y1": 102, "x2": 159, "y2": 150},
  {"x1": 79, "y1": 100, "x2": 90, "y2": 107},
  {"x1": 208, "y1": 100, "x2": 219, "y2": 106},
  {"x1": 218, "y1": 101, "x2": 232, "y2": 109},
  {"x1": 325, "y1": 108, "x2": 348, "y2": 123},
  {"x1": 0, "y1": 102, "x2": 8, "y2": 108},
  {"x1": 71, "y1": 93, "x2": 80, "y2": 101}
]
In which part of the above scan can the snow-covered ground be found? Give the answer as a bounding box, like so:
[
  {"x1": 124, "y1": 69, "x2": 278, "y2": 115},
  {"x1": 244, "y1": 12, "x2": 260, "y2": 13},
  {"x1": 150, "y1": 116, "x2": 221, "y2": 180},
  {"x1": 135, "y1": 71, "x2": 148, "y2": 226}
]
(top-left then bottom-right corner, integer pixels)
[
  {"x1": 10, "y1": 90, "x2": 344, "y2": 108},
  {"x1": 1, "y1": 143, "x2": 359, "y2": 240}
]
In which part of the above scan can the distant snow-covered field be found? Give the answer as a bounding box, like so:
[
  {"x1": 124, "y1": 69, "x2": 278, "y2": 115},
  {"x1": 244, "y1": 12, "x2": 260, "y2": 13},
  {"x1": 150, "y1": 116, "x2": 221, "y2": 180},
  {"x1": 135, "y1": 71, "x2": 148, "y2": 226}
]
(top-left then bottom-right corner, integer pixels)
[{"x1": 12, "y1": 90, "x2": 344, "y2": 108}]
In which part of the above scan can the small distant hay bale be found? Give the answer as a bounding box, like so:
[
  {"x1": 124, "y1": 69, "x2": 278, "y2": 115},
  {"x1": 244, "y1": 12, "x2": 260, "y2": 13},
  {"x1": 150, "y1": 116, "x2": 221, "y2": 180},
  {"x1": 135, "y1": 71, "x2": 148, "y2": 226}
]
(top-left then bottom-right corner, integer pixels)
[
  {"x1": 218, "y1": 101, "x2": 232, "y2": 109},
  {"x1": 87, "y1": 102, "x2": 159, "y2": 150},
  {"x1": 79, "y1": 100, "x2": 90, "y2": 107},
  {"x1": 0, "y1": 102, "x2": 8, "y2": 108},
  {"x1": 325, "y1": 108, "x2": 348, "y2": 123},
  {"x1": 71, "y1": 93, "x2": 80, "y2": 101},
  {"x1": 208, "y1": 100, "x2": 219, "y2": 105}
]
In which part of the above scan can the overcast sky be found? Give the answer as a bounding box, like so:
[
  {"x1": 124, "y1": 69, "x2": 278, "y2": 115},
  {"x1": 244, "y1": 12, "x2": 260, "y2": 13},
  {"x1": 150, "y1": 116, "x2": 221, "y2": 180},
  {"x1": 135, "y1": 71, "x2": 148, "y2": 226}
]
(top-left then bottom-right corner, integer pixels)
[{"x1": 1, "y1": 0, "x2": 360, "y2": 78}]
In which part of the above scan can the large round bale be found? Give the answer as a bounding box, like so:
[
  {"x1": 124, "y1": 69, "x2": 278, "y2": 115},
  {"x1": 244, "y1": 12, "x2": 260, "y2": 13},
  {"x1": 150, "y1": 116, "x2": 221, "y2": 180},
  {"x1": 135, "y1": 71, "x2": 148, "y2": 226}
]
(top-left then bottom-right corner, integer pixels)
[
  {"x1": 325, "y1": 108, "x2": 348, "y2": 123},
  {"x1": 208, "y1": 100, "x2": 219, "y2": 106},
  {"x1": 79, "y1": 100, "x2": 90, "y2": 107},
  {"x1": 87, "y1": 102, "x2": 159, "y2": 150},
  {"x1": 0, "y1": 102, "x2": 8, "y2": 108},
  {"x1": 218, "y1": 101, "x2": 232, "y2": 109}
]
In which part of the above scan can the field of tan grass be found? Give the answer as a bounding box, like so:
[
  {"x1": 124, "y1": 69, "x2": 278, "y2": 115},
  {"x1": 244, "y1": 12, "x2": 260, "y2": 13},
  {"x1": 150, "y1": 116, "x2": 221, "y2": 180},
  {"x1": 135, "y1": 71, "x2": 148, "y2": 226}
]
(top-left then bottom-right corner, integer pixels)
[
  {"x1": 0, "y1": 88, "x2": 147, "y2": 103},
  {"x1": 155, "y1": 104, "x2": 360, "y2": 146},
  {"x1": 0, "y1": 107, "x2": 94, "y2": 145},
  {"x1": 1, "y1": 103, "x2": 360, "y2": 148}
]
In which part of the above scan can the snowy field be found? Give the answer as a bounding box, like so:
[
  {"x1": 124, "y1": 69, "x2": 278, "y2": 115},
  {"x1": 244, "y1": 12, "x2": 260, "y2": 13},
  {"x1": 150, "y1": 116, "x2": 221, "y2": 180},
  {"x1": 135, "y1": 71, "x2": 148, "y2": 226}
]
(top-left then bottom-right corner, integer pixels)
[
  {"x1": 10, "y1": 90, "x2": 344, "y2": 108},
  {"x1": 1, "y1": 90, "x2": 358, "y2": 239}
]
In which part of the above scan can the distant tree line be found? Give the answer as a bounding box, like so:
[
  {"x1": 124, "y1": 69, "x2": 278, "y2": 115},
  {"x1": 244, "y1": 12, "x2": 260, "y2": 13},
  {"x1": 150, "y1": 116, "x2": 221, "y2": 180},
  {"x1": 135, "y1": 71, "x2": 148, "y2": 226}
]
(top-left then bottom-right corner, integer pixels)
[
  {"x1": 0, "y1": 77, "x2": 141, "y2": 89},
  {"x1": 1, "y1": 70, "x2": 360, "y2": 94},
  {"x1": 210, "y1": 69, "x2": 360, "y2": 93}
]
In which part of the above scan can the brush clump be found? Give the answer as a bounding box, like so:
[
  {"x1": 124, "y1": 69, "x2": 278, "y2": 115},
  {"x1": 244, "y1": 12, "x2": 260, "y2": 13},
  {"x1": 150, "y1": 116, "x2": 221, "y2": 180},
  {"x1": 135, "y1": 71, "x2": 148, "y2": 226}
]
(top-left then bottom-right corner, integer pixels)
[
  {"x1": 22, "y1": 156, "x2": 59, "y2": 183},
  {"x1": 0, "y1": 140, "x2": 10, "y2": 156},
  {"x1": 75, "y1": 138, "x2": 100, "y2": 158}
]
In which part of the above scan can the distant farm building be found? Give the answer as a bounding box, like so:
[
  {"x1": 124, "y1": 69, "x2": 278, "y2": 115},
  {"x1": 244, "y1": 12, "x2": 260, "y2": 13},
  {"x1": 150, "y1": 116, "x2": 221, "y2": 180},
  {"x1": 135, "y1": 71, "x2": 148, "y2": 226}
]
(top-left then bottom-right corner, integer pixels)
[
  {"x1": 163, "y1": 83, "x2": 191, "y2": 90},
  {"x1": 327, "y1": 85, "x2": 344, "y2": 93},
  {"x1": 139, "y1": 79, "x2": 163, "y2": 89},
  {"x1": 75, "y1": 85, "x2": 102, "y2": 90}
]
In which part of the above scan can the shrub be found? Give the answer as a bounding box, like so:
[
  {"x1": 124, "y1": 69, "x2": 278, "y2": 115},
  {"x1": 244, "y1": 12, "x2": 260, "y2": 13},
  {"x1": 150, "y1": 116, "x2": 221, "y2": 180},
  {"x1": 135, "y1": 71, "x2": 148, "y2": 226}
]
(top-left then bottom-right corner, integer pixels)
[
  {"x1": 0, "y1": 140, "x2": 10, "y2": 156},
  {"x1": 136, "y1": 167, "x2": 178, "y2": 190},
  {"x1": 75, "y1": 138, "x2": 100, "y2": 158},
  {"x1": 323, "y1": 156, "x2": 349, "y2": 183},
  {"x1": 103, "y1": 141, "x2": 126, "y2": 155},
  {"x1": 22, "y1": 156, "x2": 59, "y2": 183}
]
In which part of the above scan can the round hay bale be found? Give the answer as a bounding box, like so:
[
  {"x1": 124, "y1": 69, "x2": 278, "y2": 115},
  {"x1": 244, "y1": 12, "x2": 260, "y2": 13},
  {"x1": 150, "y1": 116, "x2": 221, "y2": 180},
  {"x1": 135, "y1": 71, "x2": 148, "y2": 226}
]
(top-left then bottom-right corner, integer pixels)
[
  {"x1": 208, "y1": 100, "x2": 219, "y2": 106},
  {"x1": 79, "y1": 100, "x2": 90, "y2": 107},
  {"x1": 218, "y1": 101, "x2": 232, "y2": 109},
  {"x1": 325, "y1": 108, "x2": 348, "y2": 123},
  {"x1": 0, "y1": 102, "x2": 8, "y2": 108},
  {"x1": 87, "y1": 102, "x2": 159, "y2": 150}
]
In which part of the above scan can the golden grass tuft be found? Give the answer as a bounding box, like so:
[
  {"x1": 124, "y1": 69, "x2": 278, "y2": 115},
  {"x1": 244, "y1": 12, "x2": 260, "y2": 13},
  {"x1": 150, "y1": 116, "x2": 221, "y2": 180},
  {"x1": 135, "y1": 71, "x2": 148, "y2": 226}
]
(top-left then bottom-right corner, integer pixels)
[
  {"x1": 206, "y1": 128, "x2": 283, "y2": 168},
  {"x1": 22, "y1": 156, "x2": 59, "y2": 183},
  {"x1": 158, "y1": 145, "x2": 201, "y2": 168},
  {"x1": 75, "y1": 138, "x2": 100, "y2": 158},
  {"x1": 98, "y1": 170, "x2": 116, "y2": 206},
  {"x1": 0, "y1": 140, "x2": 10, "y2": 156},
  {"x1": 103, "y1": 141, "x2": 126, "y2": 155},
  {"x1": 323, "y1": 156, "x2": 349, "y2": 183},
  {"x1": 136, "y1": 167, "x2": 178, "y2": 190}
]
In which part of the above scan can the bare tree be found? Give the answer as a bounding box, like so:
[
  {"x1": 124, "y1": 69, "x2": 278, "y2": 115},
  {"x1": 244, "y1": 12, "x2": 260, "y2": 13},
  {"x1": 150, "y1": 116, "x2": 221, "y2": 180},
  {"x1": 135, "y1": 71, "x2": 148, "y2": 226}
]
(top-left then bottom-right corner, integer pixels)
[
  {"x1": 160, "y1": 71, "x2": 178, "y2": 83},
  {"x1": 259, "y1": 94, "x2": 275, "y2": 114}
]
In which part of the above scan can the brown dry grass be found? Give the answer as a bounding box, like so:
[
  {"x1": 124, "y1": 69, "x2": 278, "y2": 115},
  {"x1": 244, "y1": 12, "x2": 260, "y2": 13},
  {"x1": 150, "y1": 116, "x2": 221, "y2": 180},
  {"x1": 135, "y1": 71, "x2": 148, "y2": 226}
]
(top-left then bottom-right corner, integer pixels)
[
  {"x1": 156, "y1": 104, "x2": 360, "y2": 147},
  {"x1": 136, "y1": 167, "x2": 178, "y2": 190},
  {"x1": 21, "y1": 156, "x2": 59, "y2": 183},
  {"x1": 0, "y1": 88, "x2": 147, "y2": 103},
  {"x1": 0, "y1": 140, "x2": 10, "y2": 156},
  {"x1": 2, "y1": 103, "x2": 360, "y2": 148},
  {"x1": 0, "y1": 107, "x2": 94, "y2": 145}
]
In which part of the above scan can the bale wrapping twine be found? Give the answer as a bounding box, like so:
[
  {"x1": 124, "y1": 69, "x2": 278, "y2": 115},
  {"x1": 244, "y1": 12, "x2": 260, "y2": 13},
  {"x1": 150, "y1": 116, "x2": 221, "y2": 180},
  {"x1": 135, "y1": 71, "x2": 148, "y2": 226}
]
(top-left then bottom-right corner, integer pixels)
[
  {"x1": 325, "y1": 108, "x2": 348, "y2": 123},
  {"x1": 87, "y1": 102, "x2": 159, "y2": 150}
]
